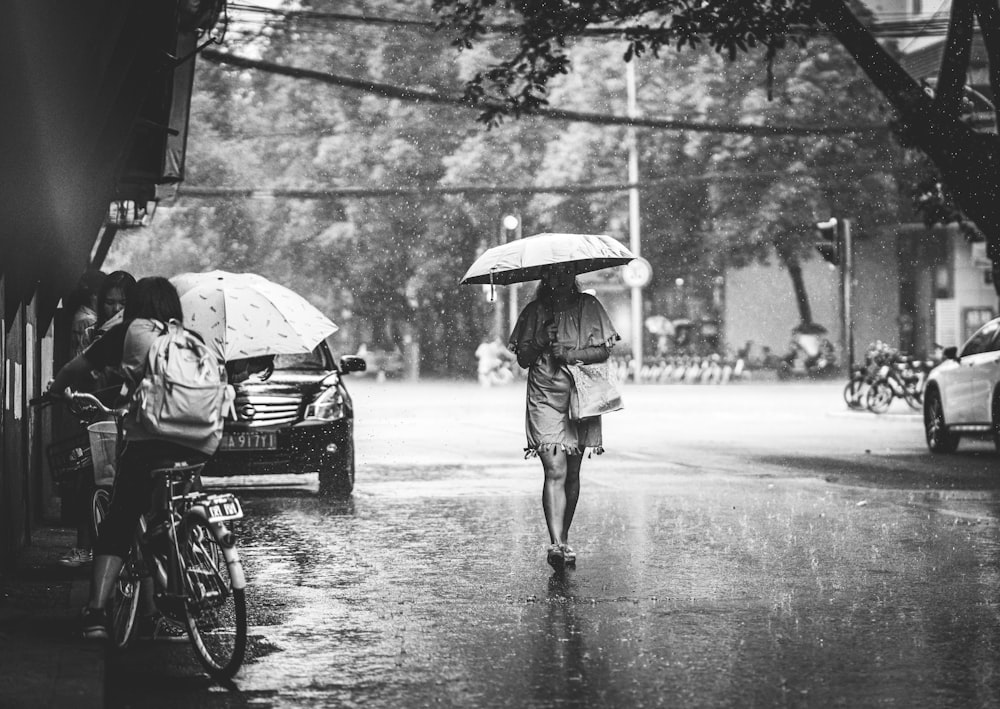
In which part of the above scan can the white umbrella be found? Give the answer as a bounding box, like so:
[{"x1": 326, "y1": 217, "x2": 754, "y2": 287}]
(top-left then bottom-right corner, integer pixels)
[
  {"x1": 170, "y1": 270, "x2": 338, "y2": 361},
  {"x1": 460, "y1": 232, "x2": 635, "y2": 286},
  {"x1": 645, "y1": 315, "x2": 675, "y2": 336}
]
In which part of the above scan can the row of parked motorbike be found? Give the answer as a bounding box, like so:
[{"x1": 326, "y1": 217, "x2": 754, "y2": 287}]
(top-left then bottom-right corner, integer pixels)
[{"x1": 843, "y1": 342, "x2": 936, "y2": 414}]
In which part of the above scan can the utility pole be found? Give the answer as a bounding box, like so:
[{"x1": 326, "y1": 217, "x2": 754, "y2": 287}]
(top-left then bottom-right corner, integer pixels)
[
  {"x1": 503, "y1": 214, "x2": 522, "y2": 336},
  {"x1": 841, "y1": 218, "x2": 854, "y2": 370},
  {"x1": 626, "y1": 60, "x2": 642, "y2": 382}
]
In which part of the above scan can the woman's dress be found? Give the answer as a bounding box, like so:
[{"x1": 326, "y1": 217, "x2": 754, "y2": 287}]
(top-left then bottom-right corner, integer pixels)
[{"x1": 508, "y1": 293, "x2": 618, "y2": 456}]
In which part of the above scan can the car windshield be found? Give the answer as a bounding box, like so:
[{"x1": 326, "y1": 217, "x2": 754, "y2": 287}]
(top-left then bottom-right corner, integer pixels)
[
  {"x1": 274, "y1": 347, "x2": 329, "y2": 370},
  {"x1": 960, "y1": 320, "x2": 1000, "y2": 357}
]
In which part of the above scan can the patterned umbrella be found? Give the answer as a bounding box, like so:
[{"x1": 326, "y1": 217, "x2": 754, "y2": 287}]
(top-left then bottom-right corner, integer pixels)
[
  {"x1": 170, "y1": 270, "x2": 338, "y2": 361},
  {"x1": 460, "y1": 232, "x2": 635, "y2": 286}
]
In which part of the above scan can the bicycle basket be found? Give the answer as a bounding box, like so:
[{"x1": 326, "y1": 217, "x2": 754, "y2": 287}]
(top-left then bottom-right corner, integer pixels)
[
  {"x1": 87, "y1": 421, "x2": 119, "y2": 486},
  {"x1": 46, "y1": 433, "x2": 92, "y2": 483}
]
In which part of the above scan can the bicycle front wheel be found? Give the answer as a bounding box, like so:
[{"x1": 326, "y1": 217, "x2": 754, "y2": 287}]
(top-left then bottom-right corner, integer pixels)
[
  {"x1": 179, "y1": 515, "x2": 247, "y2": 679},
  {"x1": 109, "y1": 537, "x2": 140, "y2": 650},
  {"x1": 91, "y1": 487, "x2": 111, "y2": 544},
  {"x1": 866, "y1": 381, "x2": 894, "y2": 414}
]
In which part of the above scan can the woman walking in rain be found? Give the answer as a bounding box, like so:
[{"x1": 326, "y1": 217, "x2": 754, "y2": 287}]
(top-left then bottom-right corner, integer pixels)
[{"x1": 508, "y1": 263, "x2": 619, "y2": 569}]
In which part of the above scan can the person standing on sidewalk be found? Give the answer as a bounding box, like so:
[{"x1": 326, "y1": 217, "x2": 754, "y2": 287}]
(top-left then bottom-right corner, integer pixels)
[
  {"x1": 56, "y1": 268, "x2": 106, "y2": 568},
  {"x1": 508, "y1": 264, "x2": 619, "y2": 569}
]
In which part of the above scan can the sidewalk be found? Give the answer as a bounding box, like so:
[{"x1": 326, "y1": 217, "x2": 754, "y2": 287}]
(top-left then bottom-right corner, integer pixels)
[{"x1": 0, "y1": 525, "x2": 104, "y2": 709}]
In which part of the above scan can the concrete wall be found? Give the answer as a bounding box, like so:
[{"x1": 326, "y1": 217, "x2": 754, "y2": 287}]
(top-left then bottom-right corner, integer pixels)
[
  {"x1": 723, "y1": 234, "x2": 901, "y2": 365},
  {"x1": 723, "y1": 256, "x2": 839, "y2": 359},
  {"x1": 937, "y1": 234, "x2": 998, "y2": 348}
]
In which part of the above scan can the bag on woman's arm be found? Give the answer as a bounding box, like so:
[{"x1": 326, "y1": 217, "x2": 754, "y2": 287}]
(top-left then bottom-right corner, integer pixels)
[{"x1": 566, "y1": 361, "x2": 624, "y2": 420}]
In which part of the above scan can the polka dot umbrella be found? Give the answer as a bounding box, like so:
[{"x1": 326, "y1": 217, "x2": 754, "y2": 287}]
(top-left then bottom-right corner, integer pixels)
[{"x1": 169, "y1": 270, "x2": 338, "y2": 361}]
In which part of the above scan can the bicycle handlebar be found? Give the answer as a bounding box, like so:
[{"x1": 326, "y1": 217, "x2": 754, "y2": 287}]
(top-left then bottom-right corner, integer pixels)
[{"x1": 34, "y1": 388, "x2": 126, "y2": 422}]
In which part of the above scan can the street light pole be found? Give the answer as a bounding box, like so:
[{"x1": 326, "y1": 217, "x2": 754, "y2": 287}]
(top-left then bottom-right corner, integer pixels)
[
  {"x1": 840, "y1": 218, "x2": 854, "y2": 369},
  {"x1": 626, "y1": 60, "x2": 642, "y2": 382},
  {"x1": 504, "y1": 214, "x2": 522, "y2": 335}
]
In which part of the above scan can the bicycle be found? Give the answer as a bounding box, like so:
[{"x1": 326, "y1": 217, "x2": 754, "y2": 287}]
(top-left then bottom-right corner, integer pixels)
[
  {"x1": 32, "y1": 391, "x2": 122, "y2": 549},
  {"x1": 865, "y1": 357, "x2": 924, "y2": 413},
  {"x1": 843, "y1": 364, "x2": 873, "y2": 409},
  {"x1": 63, "y1": 390, "x2": 249, "y2": 679}
]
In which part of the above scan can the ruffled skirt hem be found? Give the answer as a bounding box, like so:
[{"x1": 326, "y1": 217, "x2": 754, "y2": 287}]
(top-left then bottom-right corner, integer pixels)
[{"x1": 523, "y1": 444, "x2": 605, "y2": 459}]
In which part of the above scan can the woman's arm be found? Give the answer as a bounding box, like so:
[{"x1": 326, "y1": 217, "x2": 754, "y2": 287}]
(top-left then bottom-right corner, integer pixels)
[
  {"x1": 48, "y1": 354, "x2": 94, "y2": 395},
  {"x1": 566, "y1": 344, "x2": 610, "y2": 365}
]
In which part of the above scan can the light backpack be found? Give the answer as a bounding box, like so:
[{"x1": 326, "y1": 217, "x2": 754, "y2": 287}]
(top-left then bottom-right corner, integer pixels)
[{"x1": 133, "y1": 319, "x2": 235, "y2": 444}]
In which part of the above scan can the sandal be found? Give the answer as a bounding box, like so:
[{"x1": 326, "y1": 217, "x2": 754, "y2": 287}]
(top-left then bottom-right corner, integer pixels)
[
  {"x1": 560, "y1": 544, "x2": 577, "y2": 565},
  {"x1": 546, "y1": 544, "x2": 565, "y2": 569}
]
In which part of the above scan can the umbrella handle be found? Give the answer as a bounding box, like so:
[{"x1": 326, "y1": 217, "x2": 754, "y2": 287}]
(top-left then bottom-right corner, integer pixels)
[{"x1": 489, "y1": 269, "x2": 496, "y2": 303}]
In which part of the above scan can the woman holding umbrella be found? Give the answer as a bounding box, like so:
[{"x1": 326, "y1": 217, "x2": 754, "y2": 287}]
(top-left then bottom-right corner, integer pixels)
[{"x1": 508, "y1": 263, "x2": 619, "y2": 569}]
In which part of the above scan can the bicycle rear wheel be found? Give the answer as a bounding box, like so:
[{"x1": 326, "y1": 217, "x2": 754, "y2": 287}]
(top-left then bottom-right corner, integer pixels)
[
  {"x1": 179, "y1": 515, "x2": 247, "y2": 679},
  {"x1": 90, "y1": 487, "x2": 111, "y2": 544},
  {"x1": 109, "y1": 538, "x2": 140, "y2": 649}
]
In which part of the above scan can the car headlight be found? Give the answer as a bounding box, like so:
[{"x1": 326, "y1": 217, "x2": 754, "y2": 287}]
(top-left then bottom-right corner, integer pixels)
[{"x1": 303, "y1": 386, "x2": 347, "y2": 422}]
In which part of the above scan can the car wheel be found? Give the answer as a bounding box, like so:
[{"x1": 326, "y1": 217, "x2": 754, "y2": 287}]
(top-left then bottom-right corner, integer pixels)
[
  {"x1": 318, "y1": 440, "x2": 355, "y2": 498},
  {"x1": 924, "y1": 389, "x2": 959, "y2": 453}
]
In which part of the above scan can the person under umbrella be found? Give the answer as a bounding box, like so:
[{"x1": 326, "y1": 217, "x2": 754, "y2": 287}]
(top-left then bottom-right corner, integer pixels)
[{"x1": 508, "y1": 263, "x2": 620, "y2": 569}]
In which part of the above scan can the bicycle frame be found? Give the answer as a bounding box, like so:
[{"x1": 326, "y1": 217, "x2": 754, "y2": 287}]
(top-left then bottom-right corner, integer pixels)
[{"x1": 149, "y1": 466, "x2": 247, "y2": 603}]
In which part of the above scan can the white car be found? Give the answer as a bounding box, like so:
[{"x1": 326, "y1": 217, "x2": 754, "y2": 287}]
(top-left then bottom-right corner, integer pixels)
[{"x1": 923, "y1": 317, "x2": 1000, "y2": 452}]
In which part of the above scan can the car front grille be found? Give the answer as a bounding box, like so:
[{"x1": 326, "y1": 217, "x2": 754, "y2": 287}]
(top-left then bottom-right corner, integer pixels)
[{"x1": 237, "y1": 394, "x2": 301, "y2": 427}]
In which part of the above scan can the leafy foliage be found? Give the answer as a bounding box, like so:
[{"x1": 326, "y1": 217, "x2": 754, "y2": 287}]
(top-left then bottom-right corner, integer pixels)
[{"x1": 106, "y1": 0, "x2": 911, "y2": 371}]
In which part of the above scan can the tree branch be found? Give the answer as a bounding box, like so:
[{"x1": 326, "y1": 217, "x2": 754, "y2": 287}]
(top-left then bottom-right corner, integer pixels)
[{"x1": 935, "y1": 0, "x2": 975, "y2": 122}]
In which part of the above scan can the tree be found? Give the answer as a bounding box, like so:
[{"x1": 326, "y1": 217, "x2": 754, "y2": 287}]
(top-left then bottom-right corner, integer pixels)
[{"x1": 431, "y1": 0, "x2": 1000, "y2": 295}]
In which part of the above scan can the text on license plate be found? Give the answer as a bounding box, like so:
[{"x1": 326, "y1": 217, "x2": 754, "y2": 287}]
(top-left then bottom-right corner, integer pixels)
[
  {"x1": 206, "y1": 495, "x2": 244, "y2": 522},
  {"x1": 220, "y1": 431, "x2": 277, "y2": 450}
]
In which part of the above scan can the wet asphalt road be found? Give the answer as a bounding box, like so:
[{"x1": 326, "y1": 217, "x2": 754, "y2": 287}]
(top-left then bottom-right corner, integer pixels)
[{"x1": 108, "y1": 380, "x2": 1000, "y2": 708}]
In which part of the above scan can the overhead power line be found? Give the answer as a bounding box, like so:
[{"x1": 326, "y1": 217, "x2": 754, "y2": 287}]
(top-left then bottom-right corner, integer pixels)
[
  {"x1": 226, "y1": 2, "x2": 957, "y2": 39},
  {"x1": 200, "y1": 49, "x2": 889, "y2": 137},
  {"x1": 174, "y1": 164, "x2": 919, "y2": 202}
]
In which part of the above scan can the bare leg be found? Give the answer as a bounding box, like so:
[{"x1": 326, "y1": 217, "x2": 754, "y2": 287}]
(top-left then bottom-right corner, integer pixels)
[
  {"x1": 562, "y1": 452, "x2": 583, "y2": 543},
  {"x1": 539, "y1": 446, "x2": 568, "y2": 545},
  {"x1": 87, "y1": 554, "x2": 123, "y2": 609}
]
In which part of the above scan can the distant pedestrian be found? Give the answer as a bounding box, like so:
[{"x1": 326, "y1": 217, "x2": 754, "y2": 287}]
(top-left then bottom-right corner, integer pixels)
[
  {"x1": 508, "y1": 263, "x2": 619, "y2": 569},
  {"x1": 475, "y1": 337, "x2": 515, "y2": 386}
]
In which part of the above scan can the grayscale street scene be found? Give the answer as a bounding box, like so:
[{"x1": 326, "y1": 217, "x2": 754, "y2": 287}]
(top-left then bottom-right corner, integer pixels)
[
  {"x1": 4, "y1": 1, "x2": 1000, "y2": 709},
  {"x1": 99, "y1": 380, "x2": 1000, "y2": 708}
]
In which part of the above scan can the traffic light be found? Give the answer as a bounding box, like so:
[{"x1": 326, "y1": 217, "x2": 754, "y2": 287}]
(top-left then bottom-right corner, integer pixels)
[{"x1": 815, "y1": 217, "x2": 839, "y2": 265}]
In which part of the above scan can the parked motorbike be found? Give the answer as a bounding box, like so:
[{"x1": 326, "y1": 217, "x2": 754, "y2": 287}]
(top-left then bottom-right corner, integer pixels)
[{"x1": 777, "y1": 327, "x2": 838, "y2": 379}]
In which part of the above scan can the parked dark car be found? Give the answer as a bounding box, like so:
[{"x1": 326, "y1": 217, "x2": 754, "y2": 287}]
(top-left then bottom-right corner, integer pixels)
[{"x1": 202, "y1": 342, "x2": 366, "y2": 496}]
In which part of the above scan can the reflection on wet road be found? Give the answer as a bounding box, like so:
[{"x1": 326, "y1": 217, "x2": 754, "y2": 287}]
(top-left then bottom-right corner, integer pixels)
[
  {"x1": 108, "y1": 383, "x2": 1000, "y2": 708},
  {"x1": 229, "y1": 469, "x2": 1000, "y2": 708}
]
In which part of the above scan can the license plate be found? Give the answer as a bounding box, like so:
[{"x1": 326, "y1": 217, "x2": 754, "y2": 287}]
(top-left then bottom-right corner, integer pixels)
[
  {"x1": 205, "y1": 494, "x2": 244, "y2": 523},
  {"x1": 220, "y1": 431, "x2": 277, "y2": 450}
]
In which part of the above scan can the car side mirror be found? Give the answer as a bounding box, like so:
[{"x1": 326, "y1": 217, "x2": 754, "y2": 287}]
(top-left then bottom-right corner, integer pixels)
[
  {"x1": 339, "y1": 355, "x2": 367, "y2": 374},
  {"x1": 943, "y1": 346, "x2": 958, "y2": 360}
]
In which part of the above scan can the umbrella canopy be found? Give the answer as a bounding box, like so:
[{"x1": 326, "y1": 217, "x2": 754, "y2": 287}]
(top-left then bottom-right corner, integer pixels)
[
  {"x1": 169, "y1": 270, "x2": 338, "y2": 361},
  {"x1": 460, "y1": 232, "x2": 635, "y2": 286}
]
